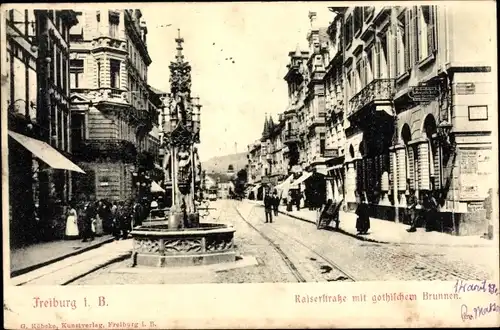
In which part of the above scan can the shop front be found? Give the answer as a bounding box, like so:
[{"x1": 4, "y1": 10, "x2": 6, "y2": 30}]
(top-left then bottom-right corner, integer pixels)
[{"x1": 8, "y1": 131, "x2": 85, "y2": 246}]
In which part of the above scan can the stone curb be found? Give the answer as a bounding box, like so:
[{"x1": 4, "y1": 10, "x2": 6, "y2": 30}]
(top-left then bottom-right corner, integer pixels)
[
  {"x1": 276, "y1": 210, "x2": 387, "y2": 245},
  {"x1": 62, "y1": 252, "x2": 132, "y2": 285},
  {"x1": 11, "y1": 236, "x2": 116, "y2": 278},
  {"x1": 248, "y1": 203, "x2": 494, "y2": 248}
]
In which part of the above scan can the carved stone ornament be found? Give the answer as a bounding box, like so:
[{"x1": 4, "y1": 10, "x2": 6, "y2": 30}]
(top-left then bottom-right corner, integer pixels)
[
  {"x1": 206, "y1": 236, "x2": 234, "y2": 252},
  {"x1": 164, "y1": 238, "x2": 202, "y2": 253},
  {"x1": 136, "y1": 239, "x2": 160, "y2": 254}
]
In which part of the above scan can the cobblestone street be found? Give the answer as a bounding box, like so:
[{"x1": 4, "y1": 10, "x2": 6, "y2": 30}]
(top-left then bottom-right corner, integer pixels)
[{"x1": 69, "y1": 200, "x2": 498, "y2": 285}]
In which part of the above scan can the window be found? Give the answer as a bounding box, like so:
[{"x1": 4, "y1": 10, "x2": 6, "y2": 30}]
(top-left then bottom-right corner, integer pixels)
[
  {"x1": 110, "y1": 59, "x2": 121, "y2": 88},
  {"x1": 395, "y1": 11, "x2": 409, "y2": 76},
  {"x1": 356, "y1": 57, "x2": 367, "y2": 90},
  {"x1": 69, "y1": 12, "x2": 84, "y2": 42},
  {"x1": 409, "y1": 7, "x2": 419, "y2": 65},
  {"x1": 62, "y1": 57, "x2": 67, "y2": 92},
  {"x1": 367, "y1": 48, "x2": 375, "y2": 83},
  {"x1": 70, "y1": 59, "x2": 84, "y2": 89},
  {"x1": 109, "y1": 12, "x2": 119, "y2": 38},
  {"x1": 353, "y1": 7, "x2": 363, "y2": 36},
  {"x1": 345, "y1": 15, "x2": 353, "y2": 47},
  {"x1": 56, "y1": 50, "x2": 62, "y2": 88},
  {"x1": 97, "y1": 61, "x2": 101, "y2": 88},
  {"x1": 320, "y1": 139, "x2": 326, "y2": 156},
  {"x1": 418, "y1": 5, "x2": 437, "y2": 60},
  {"x1": 96, "y1": 11, "x2": 100, "y2": 35}
]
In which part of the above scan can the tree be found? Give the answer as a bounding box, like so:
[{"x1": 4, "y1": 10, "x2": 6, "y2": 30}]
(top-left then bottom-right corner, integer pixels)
[{"x1": 231, "y1": 168, "x2": 247, "y2": 199}]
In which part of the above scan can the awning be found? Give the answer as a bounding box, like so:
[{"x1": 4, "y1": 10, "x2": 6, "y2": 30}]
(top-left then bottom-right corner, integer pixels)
[
  {"x1": 8, "y1": 131, "x2": 85, "y2": 173},
  {"x1": 327, "y1": 164, "x2": 344, "y2": 171},
  {"x1": 289, "y1": 171, "x2": 312, "y2": 188},
  {"x1": 150, "y1": 181, "x2": 165, "y2": 193},
  {"x1": 275, "y1": 174, "x2": 294, "y2": 191}
]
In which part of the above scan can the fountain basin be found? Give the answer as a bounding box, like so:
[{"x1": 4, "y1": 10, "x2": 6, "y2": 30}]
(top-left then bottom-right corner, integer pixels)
[{"x1": 130, "y1": 223, "x2": 236, "y2": 267}]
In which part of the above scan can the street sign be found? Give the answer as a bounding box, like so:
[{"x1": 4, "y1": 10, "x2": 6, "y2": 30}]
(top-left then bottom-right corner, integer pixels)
[
  {"x1": 408, "y1": 86, "x2": 440, "y2": 102},
  {"x1": 456, "y1": 82, "x2": 476, "y2": 95}
]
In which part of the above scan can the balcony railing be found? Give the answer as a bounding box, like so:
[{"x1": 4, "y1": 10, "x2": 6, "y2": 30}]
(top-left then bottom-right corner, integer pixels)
[
  {"x1": 73, "y1": 138, "x2": 137, "y2": 162},
  {"x1": 348, "y1": 79, "x2": 394, "y2": 117}
]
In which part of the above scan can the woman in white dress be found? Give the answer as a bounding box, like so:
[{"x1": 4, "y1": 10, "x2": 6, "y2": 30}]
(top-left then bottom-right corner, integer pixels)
[{"x1": 65, "y1": 201, "x2": 79, "y2": 239}]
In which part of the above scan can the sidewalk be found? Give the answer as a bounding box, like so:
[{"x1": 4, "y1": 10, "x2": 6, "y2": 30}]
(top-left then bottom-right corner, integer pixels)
[
  {"x1": 10, "y1": 235, "x2": 115, "y2": 277},
  {"x1": 246, "y1": 200, "x2": 496, "y2": 247}
]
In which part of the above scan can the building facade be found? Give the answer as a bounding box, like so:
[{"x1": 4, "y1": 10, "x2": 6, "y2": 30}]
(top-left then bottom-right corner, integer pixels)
[
  {"x1": 260, "y1": 114, "x2": 287, "y2": 187},
  {"x1": 283, "y1": 46, "x2": 309, "y2": 173},
  {"x1": 323, "y1": 9, "x2": 347, "y2": 201},
  {"x1": 249, "y1": 4, "x2": 495, "y2": 236},
  {"x1": 339, "y1": 5, "x2": 495, "y2": 234},
  {"x1": 6, "y1": 9, "x2": 80, "y2": 246},
  {"x1": 69, "y1": 9, "x2": 156, "y2": 202},
  {"x1": 302, "y1": 12, "x2": 329, "y2": 173},
  {"x1": 247, "y1": 140, "x2": 262, "y2": 186}
]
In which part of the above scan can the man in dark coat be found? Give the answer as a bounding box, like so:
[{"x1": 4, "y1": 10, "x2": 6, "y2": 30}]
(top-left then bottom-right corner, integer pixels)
[
  {"x1": 264, "y1": 190, "x2": 274, "y2": 223},
  {"x1": 406, "y1": 189, "x2": 418, "y2": 232},
  {"x1": 355, "y1": 193, "x2": 370, "y2": 234},
  {"x1": 80, "y1": 197, "x2": 96, "y2": 242},
  {"x1": 272, "y1": 190, "x2": 280, "y2": 216}
]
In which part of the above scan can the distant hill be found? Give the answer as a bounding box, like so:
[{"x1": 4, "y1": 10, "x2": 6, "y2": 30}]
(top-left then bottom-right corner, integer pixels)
[{"x1": 201, "y1": 152, "x2": 247, "y2": 176}]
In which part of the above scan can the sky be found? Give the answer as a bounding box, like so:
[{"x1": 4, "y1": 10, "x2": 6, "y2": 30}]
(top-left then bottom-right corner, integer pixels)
[{"x1": 142, "y1": 2, "x2": 334, "y2": 162}]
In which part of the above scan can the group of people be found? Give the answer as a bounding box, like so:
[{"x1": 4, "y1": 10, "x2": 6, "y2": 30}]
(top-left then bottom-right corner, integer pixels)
[
  {"x1": 65, "y1": 196, "x2": 150, "y2": 242},
  {"x1": 263, "y1": 190, "x2": 280, "y2": 223},
  {"x1": 260, "y1": 186, "x2": 442, "y2": 235}
]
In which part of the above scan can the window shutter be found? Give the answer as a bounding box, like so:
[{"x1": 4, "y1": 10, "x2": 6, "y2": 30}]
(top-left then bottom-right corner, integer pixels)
[
  {"x1": 395, "y1": 29, "x2": 402, "y2": 75},
  {"x1": 431, "y1": 140, "x2": 440, "y2": 189},
  {"x1": 415, "y1": 6, "x2": 420, "y2": 62},
  {"x1": 408, "y1": 146, "x2": 415, "y2": 189},
  {"x1": 428, "y1": 6, "x2": 436, "y2": 54},
  {"x1": 404, "y1": 10, "x2": 411, "y2": 70},
  {"x1": 418, "y1": 142, "x2": 430, "y2": 190}
]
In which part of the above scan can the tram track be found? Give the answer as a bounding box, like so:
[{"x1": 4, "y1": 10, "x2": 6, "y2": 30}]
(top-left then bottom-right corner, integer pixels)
[
  {"x1": 234, "y1": 203, "x2": 356, "y2": 283},
  {"x1": 234, "y1": 205, "x2": 306, "y2": 282}
]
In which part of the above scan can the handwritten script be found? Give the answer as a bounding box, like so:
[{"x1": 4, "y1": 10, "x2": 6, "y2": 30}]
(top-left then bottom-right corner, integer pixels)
[
  {"x1": 454, "y1": 280, "x2": 499, "y2": 296},
  {"x1": 461, "y1": 302, "x2": 500, "y2": 321}
]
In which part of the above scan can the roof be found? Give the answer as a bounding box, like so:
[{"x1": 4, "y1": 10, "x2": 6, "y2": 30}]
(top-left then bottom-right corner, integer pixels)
[{"x1": 148, "y1": 85, "x2": 167, "y2": 96}]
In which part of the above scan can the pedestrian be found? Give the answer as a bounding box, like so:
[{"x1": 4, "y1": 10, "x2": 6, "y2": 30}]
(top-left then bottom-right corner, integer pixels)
[
  {"x1": 406, "y1": 189, "x2": 418, "y2": 232},
  {"x1": 355, "y1": 193, "x2": 370, "y2": 235},
  {"x1": 65, "y1": 200, "x2": 79, "y2": 239},
  {"x1": 113, "y1": 201, "x2": 124, "y2": 240},
  {"x1": 80, "y1": 197, "x2": 95, "y2": 242},
  {"x1": 93, "y1": 199, "x2": 104, "y2": 236},
  {"x1": 272, "y1": 190, "x2": 279, "y2": 216},
  {"x1": 264, "y1": 190, "x2": 274, "y2": 223},
  {"x1": 422, "y1": 191, "x2": 439, "y2": 232},
  {"x1": 286, "y1": 191, "x2": 293, "y2": 212}
]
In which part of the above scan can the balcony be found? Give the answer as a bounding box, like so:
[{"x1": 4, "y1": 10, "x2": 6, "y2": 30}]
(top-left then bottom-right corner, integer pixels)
[
  {"x1": 348, "y1": 79, "x2": 394, "y2": 118},
  {"x1": 72, "y1": 138, "x2": 137, "y2": 163},
  {"x1": 283, "y1": 129, "x2": 300, "y2": 145},
  {"x1": 307, "y1": 112, "x2": 326, "y2": 130}
]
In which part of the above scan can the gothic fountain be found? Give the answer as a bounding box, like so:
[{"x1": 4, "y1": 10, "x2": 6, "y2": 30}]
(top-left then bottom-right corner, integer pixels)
[{"x1": 129, "y1": 30, "x2": 236, "y2": 267}]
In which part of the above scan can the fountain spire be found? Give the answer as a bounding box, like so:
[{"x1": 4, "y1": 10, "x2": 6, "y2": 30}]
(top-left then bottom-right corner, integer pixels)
[{"x1": 175, "y1": 29, "x2": 185, "y2": 63}]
